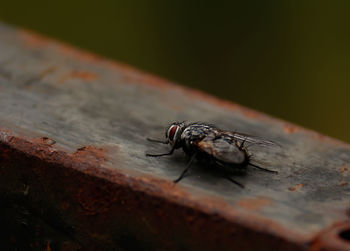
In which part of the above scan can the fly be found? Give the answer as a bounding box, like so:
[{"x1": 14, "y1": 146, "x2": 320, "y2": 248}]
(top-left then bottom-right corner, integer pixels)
[{"x1": 146, "y1": 122, "x2": 278, "y2": 188}]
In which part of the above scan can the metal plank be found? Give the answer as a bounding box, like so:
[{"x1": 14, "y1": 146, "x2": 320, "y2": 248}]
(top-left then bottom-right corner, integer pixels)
[{"x1": 0, "y1": 22, "x2": 349, "y2": 250}]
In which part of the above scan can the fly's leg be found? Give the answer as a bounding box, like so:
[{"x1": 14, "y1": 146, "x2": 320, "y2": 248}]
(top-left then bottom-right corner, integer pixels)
[
  {"x1": 147, "y1": 138, "x2": 169, "y2": 144},
  {"x1": 249, "y1": 163, "x2": 278, "y2": 174},
  {"x1": 225, "y1": 175, "x2": 245, "y2": 188},
  {"x1": 215, "y1": 161, "x2": 245, "y2": 188},
  {"x1": 174, "y1": 153, "x2": 197, "y2": 183},
  {"x1": 146, "y1": 145, "x2": 176, "y2": 157}
]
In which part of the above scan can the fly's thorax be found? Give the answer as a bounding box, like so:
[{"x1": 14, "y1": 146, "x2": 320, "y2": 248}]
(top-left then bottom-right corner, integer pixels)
[
  {"x1": 181, "y1": 124, "x2": 211, "y2": 140},
  {"x1": 180, "y1": 126, "x2": 208, "y2": 154}
]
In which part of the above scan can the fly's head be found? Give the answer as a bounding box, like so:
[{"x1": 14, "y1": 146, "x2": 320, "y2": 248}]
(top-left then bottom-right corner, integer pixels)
[{"x1": 166, "y1": 122, "x2": 186, "y2": 148}]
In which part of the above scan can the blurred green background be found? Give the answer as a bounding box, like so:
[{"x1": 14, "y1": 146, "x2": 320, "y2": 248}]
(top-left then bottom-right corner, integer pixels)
[{"x1": 1, "y1": 1, "x2": 349, "y2": 142}]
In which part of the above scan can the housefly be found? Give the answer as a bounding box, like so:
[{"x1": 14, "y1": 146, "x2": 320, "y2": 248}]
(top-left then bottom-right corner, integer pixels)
[{"x1": 146, "y1": 122, "x2": 278, "y2": 188}]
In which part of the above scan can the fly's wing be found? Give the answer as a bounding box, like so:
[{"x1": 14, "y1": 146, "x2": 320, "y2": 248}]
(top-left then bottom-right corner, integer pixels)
[
  {"x1": 226, "y1": 132, "x2": 278, "y2": 147},
  {"x1": 196, "y1": 133, "x2": 246, "y2": 165}
]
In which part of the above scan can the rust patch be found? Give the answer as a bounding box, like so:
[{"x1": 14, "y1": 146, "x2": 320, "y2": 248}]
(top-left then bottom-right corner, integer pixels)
[
  {"x1": 240, "y1": 109, "x2": 262, "y2": 119},
  {"x1": 59, "y1": 70, "x2": 98, "y2": 83},
  {"x1": 339, "y1": 165, "x2": 349, "y2": 174},
  {"x1": 19, "y1": 29, "x2": 51, "y2": 48},
  {"x1": 72, "y1": 146, "x2": 107, "y2": 167},
  {"x1": 77, "y1": 181, "x2": 117, "y2": 215},
  {"x1": 288, "y1": 184, "x2": 303, "y2": 192},
  {"x1": 284, "y1": 124, "x2": 301, "y2": 134},
  {"x1": 58, "y1": 43, "x2": 101, "y2": 63},
  {"x1": 310, "y1": 221, "x2": 350, "y2": 251},
  {"x1": 39, "y1": 137, "x2": 56, "y2": 146},
  {"x1": 338, "y1": 165, "x2": 349, "y2": 187},
  {"x1": 237, "y1": 197, "x2": 271, "y2": 211}
]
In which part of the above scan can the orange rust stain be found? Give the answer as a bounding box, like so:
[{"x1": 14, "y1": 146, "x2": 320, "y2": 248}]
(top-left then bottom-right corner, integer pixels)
[
  {"x1": 71, "y1": 146, "x2": 110, "y2": 173},
  {"x1": 73, "y1": 146, "x2": 107, "y2": 164},
  {"x1": 39, "y1": 137, "x2": 56, "y2": 146},
  {"x1": 311, "y1": 133, "x2": 337, "y2": 144},
  {"x1": 240, "y1": 109, "x2": 261, "y2": 118},
  {"x1": 58, "y1": 44, "x2": 100, "y2": 62},
  {"x1": 283, "y1": 124, "x2": 301, "y2": 134},
  {"x1": 237, "y1": 197, "x2": 271, "y2": 211},
  {"x1": 20, "y1": 29, "x2": 101, "y2": 64},
  {"x1": 338, "y1": 165, "x2": 349, "y2": 186},
  {"x1": 288, "y1": 184, "x2": 303, "y2": 192},
  {"x1": 31, "y1": 137, "x2": 56, "y2": 147},
  {"x1": 59, "y1": 70, "x2": 98, "y2": 83},
  {"x1": 136, "y1": 175, "x2": 189, "y2": 197},
  {"x1": 310, "y1": 221, "x2": 350, "y2": 251},
  {"x1": 339, "y1": 165, "x2": 349, "y2": 174},
  {"x1": 19, "y1": 29, "x2": 51, "y2": 48}
]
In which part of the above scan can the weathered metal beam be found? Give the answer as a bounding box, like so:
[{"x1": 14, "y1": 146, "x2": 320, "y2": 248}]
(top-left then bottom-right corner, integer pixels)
[{"x1": 0, "y1": 22, "x2": 350, "y2": 250}]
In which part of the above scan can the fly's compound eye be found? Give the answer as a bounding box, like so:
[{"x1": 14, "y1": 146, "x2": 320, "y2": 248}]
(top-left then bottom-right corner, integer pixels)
[{"x1": 167, "y1": 125, "x2": 179, "y2": 142}]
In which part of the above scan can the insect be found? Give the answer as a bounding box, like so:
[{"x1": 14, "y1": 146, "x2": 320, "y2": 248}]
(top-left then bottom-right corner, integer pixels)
[{"x1": 146, "y1": 122, "x2": 278, "y2": 188}]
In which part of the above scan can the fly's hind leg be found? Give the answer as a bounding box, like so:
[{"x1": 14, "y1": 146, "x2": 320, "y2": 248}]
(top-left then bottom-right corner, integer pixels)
[
  {"x1": 249, "y1": 163, "x2": 278, "y2": 174},
  {"x1": 215, "y1": 161, "x2": 245, "y2": 188},
  {"x1": 225, "y1": 175, "x2": 245, "y2": 188}
]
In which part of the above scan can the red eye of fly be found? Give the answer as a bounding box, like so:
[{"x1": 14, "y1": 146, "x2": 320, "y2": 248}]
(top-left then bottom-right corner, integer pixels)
[{"x1": 168, "y1": 125, "x2": 178, "y2": 141}]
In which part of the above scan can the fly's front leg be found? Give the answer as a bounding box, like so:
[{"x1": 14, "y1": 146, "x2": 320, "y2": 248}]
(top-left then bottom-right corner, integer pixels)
[
  {"x1": 146, "y1": 144, "x2": 176, "y2": 157},
  {"x1": 147, "y1": 138, "x2": 169, "y2": 144}
]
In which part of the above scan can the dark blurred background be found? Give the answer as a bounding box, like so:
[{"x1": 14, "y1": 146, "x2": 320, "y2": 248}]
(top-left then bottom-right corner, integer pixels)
[{"x1": 1, "y1": 1, "x2": 349, "y2": 142}]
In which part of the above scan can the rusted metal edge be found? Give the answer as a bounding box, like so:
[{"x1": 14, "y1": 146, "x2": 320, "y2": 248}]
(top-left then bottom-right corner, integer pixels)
[
  {"x1": 310, "y1": 222, "x2": 350, "y2": 251},
  {"x1": 0, "y1": 26, "x2": 349, "y2": 250},
  {"x1": 0, "y1": 129, "x2": 309, "y2": 250},
  {"x1": 4, "y1": 127, "x2": 350, "y2": 250}
]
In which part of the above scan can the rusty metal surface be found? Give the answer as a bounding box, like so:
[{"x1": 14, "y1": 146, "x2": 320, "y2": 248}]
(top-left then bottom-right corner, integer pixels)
[{"x1": 0, "y1": 22, "x2": 350, "y2": 250}]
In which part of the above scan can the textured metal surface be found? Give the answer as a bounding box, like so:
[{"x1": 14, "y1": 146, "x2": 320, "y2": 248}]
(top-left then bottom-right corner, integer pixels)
[{"x1": 0, "y1": 22, "x2": 350, "y2": 250}]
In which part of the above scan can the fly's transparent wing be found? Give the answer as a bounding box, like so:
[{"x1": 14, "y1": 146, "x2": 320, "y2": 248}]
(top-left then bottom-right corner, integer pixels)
[
  {"x1": 196, "y1": 133, "x2": 246, "y2": 165},
  {"x1": 226, "y1": 132, "x2": 278, "y2": 147}
]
